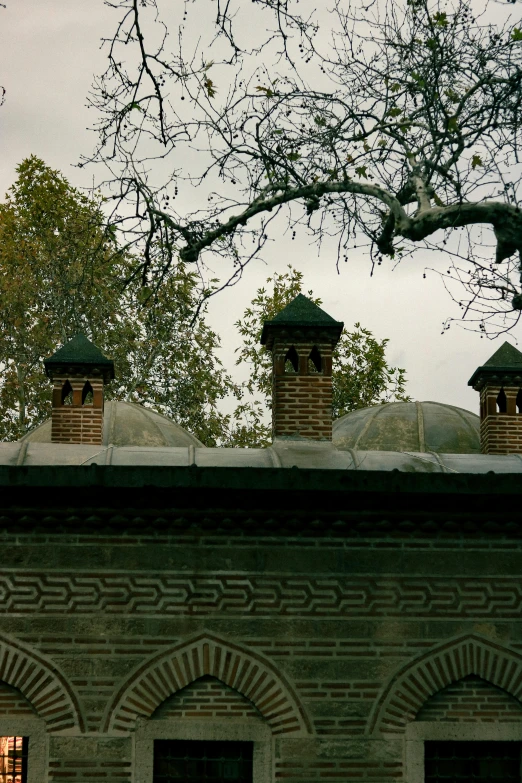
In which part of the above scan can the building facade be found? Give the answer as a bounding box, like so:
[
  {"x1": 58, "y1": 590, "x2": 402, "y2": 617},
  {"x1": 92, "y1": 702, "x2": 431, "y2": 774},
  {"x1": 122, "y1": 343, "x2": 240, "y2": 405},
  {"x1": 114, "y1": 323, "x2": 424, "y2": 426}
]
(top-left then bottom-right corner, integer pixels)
[{"x1": 0, "y1": 297, "x2": 522, "y2": 783}]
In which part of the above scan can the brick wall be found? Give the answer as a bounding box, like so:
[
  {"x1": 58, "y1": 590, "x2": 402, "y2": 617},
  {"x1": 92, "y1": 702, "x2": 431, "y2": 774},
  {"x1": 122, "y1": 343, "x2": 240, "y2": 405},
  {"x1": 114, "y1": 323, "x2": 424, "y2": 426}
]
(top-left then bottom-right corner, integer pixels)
[
  {"x1": 0, "y1": 681, "x2": 35, "y2": 717},
  {"x1": 152, "y1": 676, "x2": 262, "y2": 720},
  {"x1": 273, "y1": 375, "x2": 333, "y2": 440},
  {"x1": 480, "y1": 415, "x2": 522, "y2": 454},
  {"x1": 479, "y1": 385, "x2": 522, "y2": 454},
  {"x1": 51, "y1": 377, "x2": 104, "y2": 445},
  {"x1": 272, "y1": 340, "x2": 333, "y2": 440},
  {"x1": 51, "y1": 407, "x2": 104, "y2": 445},
  {"x1": 416, "y1": 675, "x2": 522, "y2": 722}
]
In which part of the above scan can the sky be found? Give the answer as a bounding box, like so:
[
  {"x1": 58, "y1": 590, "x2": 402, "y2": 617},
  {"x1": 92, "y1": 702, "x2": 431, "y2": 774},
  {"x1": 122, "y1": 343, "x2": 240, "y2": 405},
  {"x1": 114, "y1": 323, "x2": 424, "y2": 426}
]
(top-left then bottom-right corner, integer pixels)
[{"x1": 1, "y1": 0, "x2": 520, "y2": 415}]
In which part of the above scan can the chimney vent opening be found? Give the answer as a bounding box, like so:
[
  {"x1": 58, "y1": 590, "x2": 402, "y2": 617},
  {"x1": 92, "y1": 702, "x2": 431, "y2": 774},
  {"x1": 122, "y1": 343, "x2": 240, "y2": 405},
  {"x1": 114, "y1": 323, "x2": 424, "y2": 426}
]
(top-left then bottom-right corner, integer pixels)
[
  {"x1": 82, "y1": 381, "x2": 94, "y2": 406},
  {"x1": 308, "y1": 346, "x2": 322, "y2": 374},
  {"x1": 496, "y1": 388, "x2": 507, "y2": 413},
  {"x1": 517, "y1": 389, "x2": 522, "y2": 414},
  {"x1": 61, "y1": 380, "x2": 73, "y2": 406},
  {"x1": 284, "y1": 346, "x2": 299, "y2": 373}
]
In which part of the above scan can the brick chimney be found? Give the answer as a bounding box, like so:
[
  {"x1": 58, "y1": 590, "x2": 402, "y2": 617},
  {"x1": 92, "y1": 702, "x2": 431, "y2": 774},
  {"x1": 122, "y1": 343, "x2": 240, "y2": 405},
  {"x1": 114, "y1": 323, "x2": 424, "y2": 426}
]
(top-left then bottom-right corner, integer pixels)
[
  {"x1": 44, "y1": 334, "x2": 114, "y2": 445},
  {"x1": 261, "y1": 294, "x2": 343, "y2": 441},
  {"x1": 468, "y1": 341, "x2": 522, "y2": 454}
]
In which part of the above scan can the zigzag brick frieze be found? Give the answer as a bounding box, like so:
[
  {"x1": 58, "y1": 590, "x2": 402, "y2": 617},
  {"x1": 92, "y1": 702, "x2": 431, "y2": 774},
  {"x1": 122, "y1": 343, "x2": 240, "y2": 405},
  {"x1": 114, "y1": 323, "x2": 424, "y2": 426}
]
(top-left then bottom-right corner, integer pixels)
[
  {"x1": 105, "y1": 633, "x2": 312, "y2": 736},
  {"x1": 369, "y1": 635, "x2": 522, "y2": 736},
  {"x1": 0, "y1": 632, "x2": 84, "y2": 732},
  {"x1": 2, "y1": 573, "x2": 522, "y2": 617}
]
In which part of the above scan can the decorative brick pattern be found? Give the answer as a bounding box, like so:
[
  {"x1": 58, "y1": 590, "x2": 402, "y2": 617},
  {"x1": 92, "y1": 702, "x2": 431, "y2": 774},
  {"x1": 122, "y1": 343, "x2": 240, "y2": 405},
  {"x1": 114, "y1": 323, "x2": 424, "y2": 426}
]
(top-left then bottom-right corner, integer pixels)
[
  {"x1": 2, "y1": 487, "x2": 522, "y2": 779},
  {"x1": 106, "y1": 633, "x2": 312, "y2": 735},
  {"x1": 370, "y1": 635, "x2": 522, "y2": 735},
  {"x1": 0, "y1": 680, "x2": 36, "y2": 716},
  {"x1": 152, "y1": 675, "x2": 263, "y2": 720},
  {"x1": 416, "y1": 674, "x2": 522, "y2": 722},
  {"x1": 5, "y1": 573, "x2": 522, "y2": 617},
  {"x1": 0, "y1": 632, "x2": 84, "y2": 732}
]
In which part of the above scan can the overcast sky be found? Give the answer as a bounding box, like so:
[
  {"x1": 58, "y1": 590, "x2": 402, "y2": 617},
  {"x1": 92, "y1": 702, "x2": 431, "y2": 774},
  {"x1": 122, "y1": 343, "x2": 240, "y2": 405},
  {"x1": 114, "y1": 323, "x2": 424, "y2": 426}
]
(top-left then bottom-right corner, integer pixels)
[{"x1": 2, "y1": 0, "x2": 519, "y2": 415}]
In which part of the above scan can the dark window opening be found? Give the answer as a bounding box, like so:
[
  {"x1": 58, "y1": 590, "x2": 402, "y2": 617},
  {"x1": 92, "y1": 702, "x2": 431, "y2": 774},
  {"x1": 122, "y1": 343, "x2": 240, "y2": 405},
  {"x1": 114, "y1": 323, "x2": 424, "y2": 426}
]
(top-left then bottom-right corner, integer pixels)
[
  {"x1": 496, "y1": 388, "x2": 507, "y2": 413},
  {"x1": 284, "y1": 346, "x2": 299, "y2": 373},
  {"x1": 308, "y1": 346, "x2": 322, "y2": 373},
  {"x1": 425, "y1": 740, "x2": 521, "y2": 783},
  {"x1": 517, "y1": 388, "x2": 522, "y2": 414},
  {"x1": 82, "y1": 381, "x2": 94, "y2": 406},
  {"x1": 153, "y1": 740, "x2": 253, "y2": 783},
  {"x1": 0, "y1": 736, "x2": 28, "y2": 783},
  {"x1": 61, "y1": 380, "x2": 73, "y2": 406}
]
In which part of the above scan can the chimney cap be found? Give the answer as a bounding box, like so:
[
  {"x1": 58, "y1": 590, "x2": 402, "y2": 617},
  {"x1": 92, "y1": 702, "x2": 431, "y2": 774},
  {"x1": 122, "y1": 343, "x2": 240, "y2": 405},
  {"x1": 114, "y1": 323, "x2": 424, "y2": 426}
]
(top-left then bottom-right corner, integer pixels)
[
  {"x1": 44, "y1": 333, "x2": 115, "y2": 381},
  {"x1": 261, "y1": 294, "x2": 344, "y2": 347},
  {"x1": 468, "y1": 341, "x2": 522, "y2": 388}
]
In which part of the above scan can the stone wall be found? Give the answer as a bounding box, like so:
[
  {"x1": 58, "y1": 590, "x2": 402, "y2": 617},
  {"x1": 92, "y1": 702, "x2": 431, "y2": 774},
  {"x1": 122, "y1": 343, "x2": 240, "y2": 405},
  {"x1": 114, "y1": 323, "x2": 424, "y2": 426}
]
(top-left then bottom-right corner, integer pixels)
[{"x1": 1, "y1": 527, "x2": 522, "y2": 782}]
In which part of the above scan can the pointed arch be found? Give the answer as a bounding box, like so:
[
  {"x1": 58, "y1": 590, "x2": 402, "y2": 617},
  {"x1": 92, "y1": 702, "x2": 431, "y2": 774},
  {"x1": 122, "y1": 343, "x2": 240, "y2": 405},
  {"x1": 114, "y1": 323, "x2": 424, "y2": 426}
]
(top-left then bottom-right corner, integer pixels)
[
  {"x1": 497, "y1": 388, "x2": 507, "y2": 413},
  {"x1": 81, "y1": 380, "x2": 94, "y2": 405},
  {"x1": 284, "y1": 346, "x2": 299, "y2": 373},
  {"x1": 61, "y1": 380, "x2": 73, "y2": 406},
  {"x1": 369, "y1": 634, "x2": 522, "y2": 736},
  {"x1": 105, "y1": 632, "x2": 312, "y2": 735},
  {"x1": 308, "y1": 346, "x2": 322, "y2": 373},
  {"x1": 0, "y1": 631, "x2": 84, "y2": 732}
]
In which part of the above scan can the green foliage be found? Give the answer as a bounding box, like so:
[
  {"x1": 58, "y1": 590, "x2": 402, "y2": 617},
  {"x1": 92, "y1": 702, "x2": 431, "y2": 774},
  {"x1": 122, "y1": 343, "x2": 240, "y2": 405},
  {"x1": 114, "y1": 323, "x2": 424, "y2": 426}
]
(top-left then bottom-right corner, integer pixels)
[
  {"x1": 0, "y1": 160, "x2": 409, "y2": 448},
  {"x1": 232, "y1": 266, "x2": 410, "y2": 447},
  {"x1": 0, "y1": 157, "x2": 237, "y2": 444}
]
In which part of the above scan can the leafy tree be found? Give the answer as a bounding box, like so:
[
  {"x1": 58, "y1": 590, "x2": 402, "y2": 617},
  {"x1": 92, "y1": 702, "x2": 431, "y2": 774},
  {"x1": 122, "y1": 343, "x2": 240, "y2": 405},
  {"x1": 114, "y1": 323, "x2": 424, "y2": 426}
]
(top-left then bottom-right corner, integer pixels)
[
  {"x1": 87, "y1": 0, "x2": 522, "y2": 334},
  {"x1": 226, "y1": 266, "x2": 409, "y2": 448},
  {"x1": 111, "y1": 271, "x2": 240, "y2": 447},
  {"x1": 0, "y1": 157, "x2": 236, "y2": 443},
  {"x1": 0, "y1": 159, "x2": 407, "y2": 446}
]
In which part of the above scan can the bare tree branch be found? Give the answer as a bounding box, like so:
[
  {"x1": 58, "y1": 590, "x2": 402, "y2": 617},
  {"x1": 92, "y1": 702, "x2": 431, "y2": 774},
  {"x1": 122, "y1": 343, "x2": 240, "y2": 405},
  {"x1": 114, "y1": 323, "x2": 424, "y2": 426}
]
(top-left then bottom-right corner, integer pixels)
[{"x1": 86, "y1": 0, "x2": 522, "y2": 333}]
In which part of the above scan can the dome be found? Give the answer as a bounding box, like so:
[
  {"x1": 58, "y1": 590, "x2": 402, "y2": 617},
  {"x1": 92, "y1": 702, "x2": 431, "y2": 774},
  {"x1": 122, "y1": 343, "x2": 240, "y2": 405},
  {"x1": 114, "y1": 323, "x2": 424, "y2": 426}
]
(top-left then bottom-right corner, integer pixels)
[
  {"x1": 20, "y1": 401, "x2": 205, "y2": 448},
  {"x1": 332, "y1": 401, "x2": 480, "y2": 454}
]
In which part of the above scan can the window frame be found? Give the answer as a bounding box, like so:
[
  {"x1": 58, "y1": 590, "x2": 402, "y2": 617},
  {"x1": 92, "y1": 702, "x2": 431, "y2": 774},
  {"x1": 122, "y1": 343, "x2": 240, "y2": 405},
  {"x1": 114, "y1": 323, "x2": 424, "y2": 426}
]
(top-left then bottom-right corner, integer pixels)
[
  {"x1": 134, "y1": 718, "x2": 272, "y2": 783},
  {"x1": 0, "y1": 718, "x2": 46, "y2": 783},
  {"x1": 405, "y1": 722, "x2": 522, "y2": 783}
]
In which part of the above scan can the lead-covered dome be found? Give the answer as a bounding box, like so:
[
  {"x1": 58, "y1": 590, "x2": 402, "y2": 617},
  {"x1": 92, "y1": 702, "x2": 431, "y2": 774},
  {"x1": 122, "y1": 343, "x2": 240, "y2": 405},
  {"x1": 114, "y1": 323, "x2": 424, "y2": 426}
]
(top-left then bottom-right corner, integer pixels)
[
  {"x1": 20, "y1": 401, "x2": 205, "y2": 448},
  {"x1": 333, "y1": 401, "x2": 480, "y2": 454}
]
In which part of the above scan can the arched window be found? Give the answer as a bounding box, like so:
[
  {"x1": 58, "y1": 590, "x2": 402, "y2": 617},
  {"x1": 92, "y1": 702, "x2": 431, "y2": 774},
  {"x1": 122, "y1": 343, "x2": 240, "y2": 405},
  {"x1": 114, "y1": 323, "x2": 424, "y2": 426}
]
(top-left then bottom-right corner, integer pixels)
[
  {"x1": 284, "y1": 346, "x2": 299, "y2": 373},
  {"x1": 308, "y1": 346, "x2": 322, "y2": 373},
  {"x1": 496, "y1": 388, "x2": 507, "y2": 413},
  {"x1": 82, "y1": 381, "x2": 94, "y2": 405},
  {"x1": 61, "y1": 380, "x2": 73, "y2": 406}
]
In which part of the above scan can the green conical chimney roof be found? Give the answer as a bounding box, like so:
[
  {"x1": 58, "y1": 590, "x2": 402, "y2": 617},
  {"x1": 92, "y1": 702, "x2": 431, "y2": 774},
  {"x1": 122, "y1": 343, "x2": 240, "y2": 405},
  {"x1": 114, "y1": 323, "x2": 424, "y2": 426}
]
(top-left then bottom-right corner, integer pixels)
[
  {"x1": 260, "y1": 294, "x2": 344, "y2": 347},
  {"x1": 44, "y1": 333, "x2": 115, "y2": 381},
  {"x1": 482, "y1": 341, "x2": 522, "y2": 368},
  {"x1": 468, "y1": 341, "x2": 522, "y2": 389}
]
